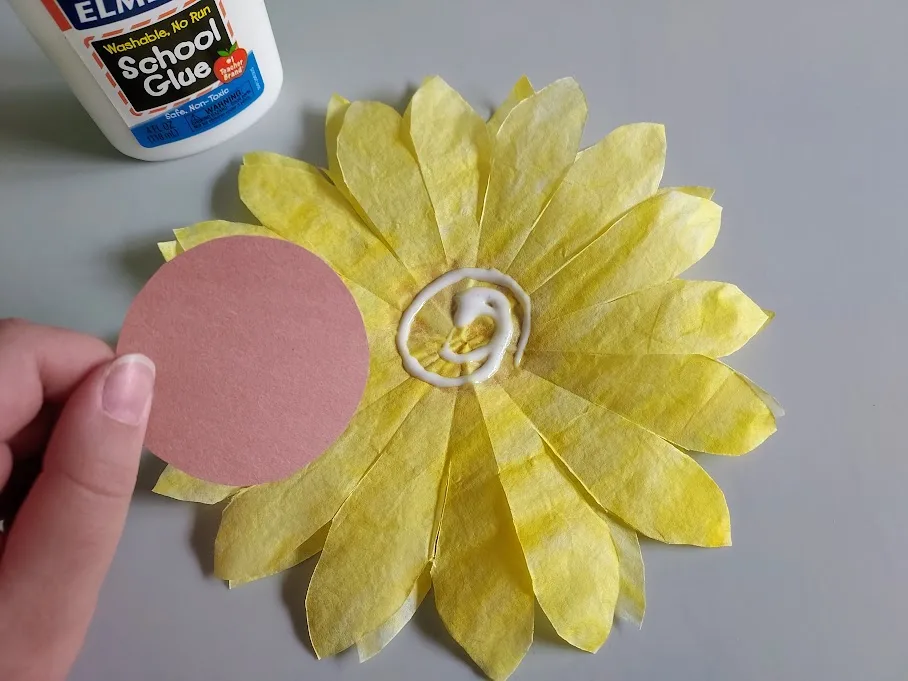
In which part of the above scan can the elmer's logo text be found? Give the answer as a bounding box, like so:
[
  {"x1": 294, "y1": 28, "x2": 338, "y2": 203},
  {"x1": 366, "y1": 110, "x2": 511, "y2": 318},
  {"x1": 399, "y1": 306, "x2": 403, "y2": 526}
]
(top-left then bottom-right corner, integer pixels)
[{"x1": 55, "y1": 0, "x2": 171, "y2": 30}]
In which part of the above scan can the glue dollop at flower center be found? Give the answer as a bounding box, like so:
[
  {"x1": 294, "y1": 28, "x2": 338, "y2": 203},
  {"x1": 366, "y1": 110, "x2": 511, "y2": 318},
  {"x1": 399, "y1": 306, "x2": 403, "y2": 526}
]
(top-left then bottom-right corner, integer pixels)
[{"x1": 396, "y1": 268, "x2": 532, "y2": 388}]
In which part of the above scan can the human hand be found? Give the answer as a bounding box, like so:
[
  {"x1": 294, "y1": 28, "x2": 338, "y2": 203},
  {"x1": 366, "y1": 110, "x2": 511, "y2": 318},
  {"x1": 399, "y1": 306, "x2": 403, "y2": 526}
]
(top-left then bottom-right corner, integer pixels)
[{"x1": 0, "y1": 320, "x2": 155, "y2": 681}]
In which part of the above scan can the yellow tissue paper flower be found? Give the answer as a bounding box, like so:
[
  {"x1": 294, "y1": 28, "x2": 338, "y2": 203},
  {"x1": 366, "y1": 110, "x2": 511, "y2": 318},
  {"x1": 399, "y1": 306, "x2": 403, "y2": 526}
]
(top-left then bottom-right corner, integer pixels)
[{"x1": 153, "y1": 75, "x2": 780, "y2": 680}]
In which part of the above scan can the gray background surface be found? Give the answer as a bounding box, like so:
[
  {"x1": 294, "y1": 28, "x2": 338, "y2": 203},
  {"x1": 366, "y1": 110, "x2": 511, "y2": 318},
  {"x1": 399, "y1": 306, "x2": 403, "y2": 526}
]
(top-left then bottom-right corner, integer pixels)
[{"x1": 1, "y1": 1, "x2": 906, "y2": 680}]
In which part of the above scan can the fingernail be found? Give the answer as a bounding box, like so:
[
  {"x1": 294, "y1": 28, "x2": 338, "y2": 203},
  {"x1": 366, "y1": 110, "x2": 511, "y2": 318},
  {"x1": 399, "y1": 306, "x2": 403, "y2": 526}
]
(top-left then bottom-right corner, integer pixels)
[{"x1": 102, "y1": 354, "x2": 156, "y2": 426}]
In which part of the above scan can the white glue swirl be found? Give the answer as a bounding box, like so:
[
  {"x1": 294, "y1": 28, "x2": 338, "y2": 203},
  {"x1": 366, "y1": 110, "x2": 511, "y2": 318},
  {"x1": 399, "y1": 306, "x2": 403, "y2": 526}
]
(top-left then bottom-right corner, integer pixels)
[{"x1": 396, "y1": 268, "x2": 531, "y2": 388}]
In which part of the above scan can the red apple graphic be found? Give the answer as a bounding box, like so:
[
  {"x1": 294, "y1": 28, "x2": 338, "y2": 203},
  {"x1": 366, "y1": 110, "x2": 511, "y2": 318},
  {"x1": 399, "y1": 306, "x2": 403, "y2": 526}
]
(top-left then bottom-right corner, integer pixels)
[{"x1": 214, "y1": 42, "x2": 248, "y2": 84}]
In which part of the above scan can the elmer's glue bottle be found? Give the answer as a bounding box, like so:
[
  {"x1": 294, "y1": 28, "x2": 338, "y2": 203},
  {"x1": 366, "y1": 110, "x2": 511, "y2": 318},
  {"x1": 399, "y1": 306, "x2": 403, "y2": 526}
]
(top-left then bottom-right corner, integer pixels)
[{"x1": 9, "y1": 0, "x2": 284, "y2": 161}]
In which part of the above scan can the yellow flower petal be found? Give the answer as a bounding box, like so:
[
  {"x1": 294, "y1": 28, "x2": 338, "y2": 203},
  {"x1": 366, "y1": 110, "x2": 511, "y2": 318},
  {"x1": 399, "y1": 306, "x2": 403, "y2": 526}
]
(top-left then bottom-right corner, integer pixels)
[
  {"x1": 406, "y1": 76, "x2": 491, "y2": 267},
  {"x1": 531, "y1": 280, "x2": 770, "y2": 357},
  {"x1": 487, "y1": 75, "x2": 534, "y2": 136},
  {"x1": 433, "y1": 390, "x2": 534, "y2": 680},
  {"x1": 238, "y1": 161, "x2": 420, "y2": 309},
  {"x1": 158, "y1": 240, "x2": 181, "y2": 261},
  {"x1": 500, "y1": 369, "x2": 732, "y2": 547},
  {"x1": 307, "y1": 388, "x2": 457, "y2": 658},
  {"x1": 343, "y1": 277, "x2": 401, "y2": 336},
  {"x1": 478, "y1": 78, "x2": 588, "y2": 272},
  {"x1": 601, "y1": 515, "x2": 645, "y2": 626},
  {"x1": 532, "y1": 191, "x2": 721, "y2": 320},
  {"x1": 326, "y1": 93, "x2": 350, "y2": 183},
  {"x1": 174, "y1": 220, "x2": 279, "y2": 250},
  {"x1": 356, "y1": 568, "x2": 431, "y2": 662},
  {"x1": 324, "y1": 94, "x2": 386, "y2": 240},
  {"x1": 738, "y1": 369, "x2": 786, "y2": 418},
  {"x1": 336, "y1": 101, "x2": 447, "y2": 279},
  {"x1": 508, "y1": 123, "x2": 666, "y2": 292},
  {"x1": 228, "y1": 523, "x2": 329, "y2": 589},
  {"x1": 523, "y1": 351, "x2": 777, "y2": 456},
  {"x1": 666, "y1": 185, "x2": 715, "y2": 200},
  {"x1": 243, "y1": 151, "x2": 314, "y2": 171},
  {"x1": 214, "y1": 379, "x2": 430, "y2": 584},
  {"x1": 153, "y1": 465, "x2": 239, "y2": 504},
  {"x1": 361, "y1": 330, "x2": 413, "y2": 409},
  {"x1": 476, "y1": 383, "x2": 619, "y2": 652}
]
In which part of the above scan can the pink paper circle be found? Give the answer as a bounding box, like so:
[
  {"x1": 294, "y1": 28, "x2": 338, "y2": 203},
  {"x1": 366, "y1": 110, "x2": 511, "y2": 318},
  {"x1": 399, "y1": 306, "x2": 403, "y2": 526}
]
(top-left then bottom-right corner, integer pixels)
[{"x1": 118, "y1": 236, "x2": 369, "y2": 486}]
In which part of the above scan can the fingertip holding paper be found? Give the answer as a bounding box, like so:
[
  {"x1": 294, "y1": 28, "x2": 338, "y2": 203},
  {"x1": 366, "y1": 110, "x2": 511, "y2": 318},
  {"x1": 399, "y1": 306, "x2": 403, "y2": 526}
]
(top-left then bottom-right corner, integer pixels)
[{"x1": 117, "y1": 236, "x2": 370, "y2": 486}]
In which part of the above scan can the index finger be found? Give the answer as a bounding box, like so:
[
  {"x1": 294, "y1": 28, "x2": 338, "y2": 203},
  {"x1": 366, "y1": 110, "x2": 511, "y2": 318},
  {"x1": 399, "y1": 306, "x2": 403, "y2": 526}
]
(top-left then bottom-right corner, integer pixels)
[{"x1": 0, "y1": 319, "x2": 114, "y2": 441}]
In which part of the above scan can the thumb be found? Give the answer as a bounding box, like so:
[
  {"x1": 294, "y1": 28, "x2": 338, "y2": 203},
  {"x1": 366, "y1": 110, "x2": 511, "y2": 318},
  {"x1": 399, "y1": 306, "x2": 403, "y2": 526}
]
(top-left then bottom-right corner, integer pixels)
[{"x1": 0, "y1": 354, "x2": 155, "y2": 677}]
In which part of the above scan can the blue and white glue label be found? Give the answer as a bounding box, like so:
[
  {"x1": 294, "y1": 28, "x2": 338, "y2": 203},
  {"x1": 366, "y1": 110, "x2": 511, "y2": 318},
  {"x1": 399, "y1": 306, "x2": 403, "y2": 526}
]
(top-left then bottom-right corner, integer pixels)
[{"x1": 41, "y1": 0, "x2": 265, "y2": 148}]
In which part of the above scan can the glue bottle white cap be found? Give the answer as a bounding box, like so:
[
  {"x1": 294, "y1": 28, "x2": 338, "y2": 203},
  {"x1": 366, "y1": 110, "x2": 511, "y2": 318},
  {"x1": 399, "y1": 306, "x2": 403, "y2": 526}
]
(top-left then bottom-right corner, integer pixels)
[{"x1": 9, "y1": 0, "x2": 283, "y2": 161}]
